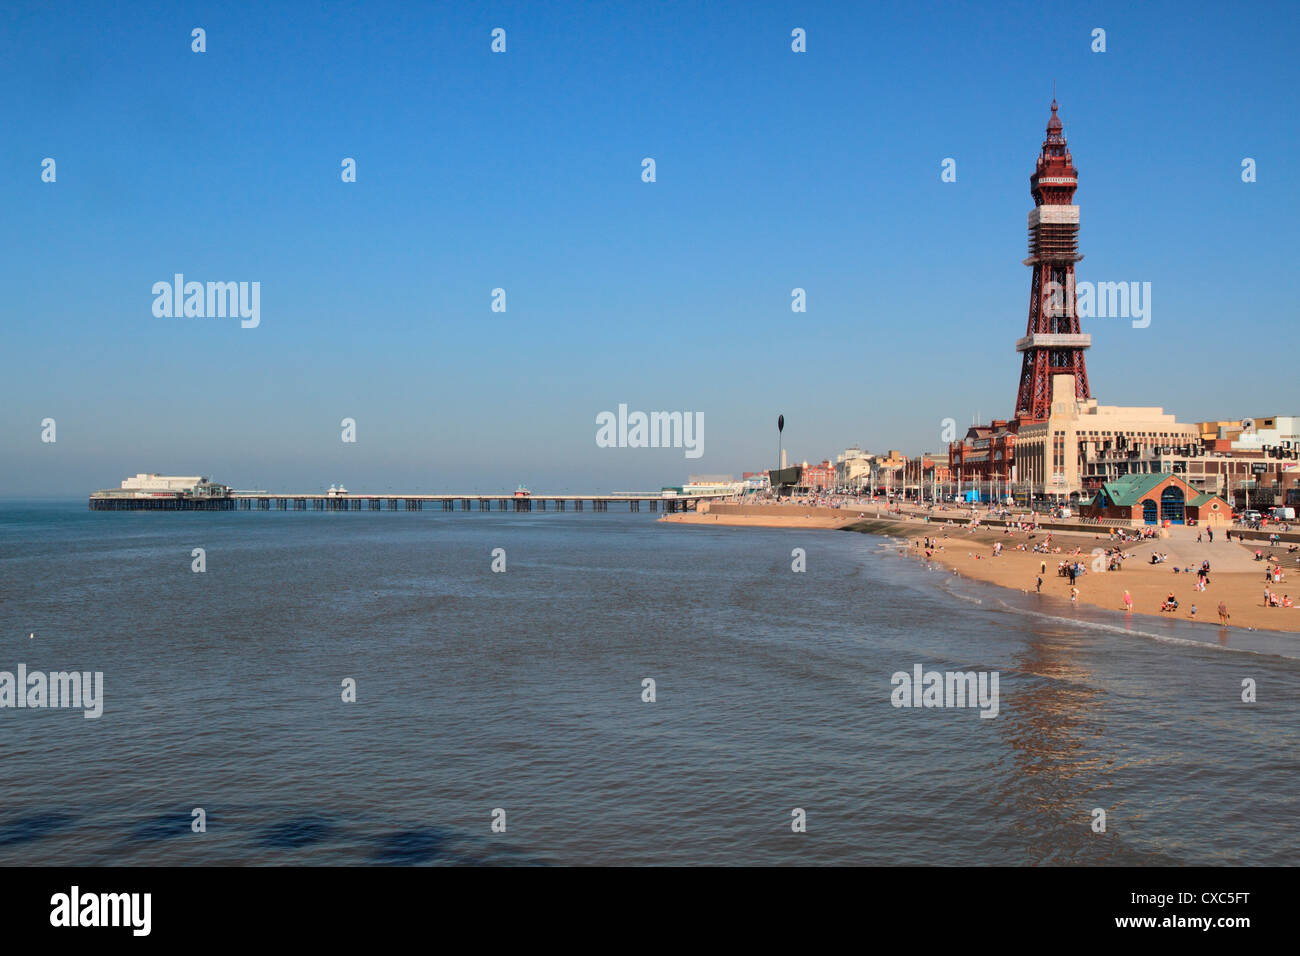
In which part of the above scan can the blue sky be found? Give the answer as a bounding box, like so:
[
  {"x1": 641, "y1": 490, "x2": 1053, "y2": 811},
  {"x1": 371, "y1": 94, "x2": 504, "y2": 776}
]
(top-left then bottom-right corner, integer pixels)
[{"x1": 3, "y1": 0, "x2": 1297, "y2": 495}]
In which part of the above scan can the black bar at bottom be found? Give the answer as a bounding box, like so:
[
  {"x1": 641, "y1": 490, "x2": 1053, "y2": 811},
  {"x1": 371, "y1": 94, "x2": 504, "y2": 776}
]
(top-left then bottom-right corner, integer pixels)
[{"x1": 0, "y1": 865, "x2": 1280, "y2": 943}]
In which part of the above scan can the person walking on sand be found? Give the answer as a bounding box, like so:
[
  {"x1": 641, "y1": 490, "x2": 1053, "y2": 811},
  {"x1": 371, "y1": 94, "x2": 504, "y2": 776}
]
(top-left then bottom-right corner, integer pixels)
[
  {"x1": 1218, "y1": 601, "x2": 1229, "y2": 625},
  {"x1": 1040, "y1": 559, "x2": 1047, "y2": 576},
  {"x1": 1123, "y1": 590, "x2": 1133, "y2": 611},
  {"x1": 1070, "y1": 586, "x2": 1079, "y2": 604},
  {"x1": 1036, "y1": 575, "x2": 1043, "y2": 593},
  {"x1": 1208, "y1": 527, "x2": 1214, "y2": 543}
]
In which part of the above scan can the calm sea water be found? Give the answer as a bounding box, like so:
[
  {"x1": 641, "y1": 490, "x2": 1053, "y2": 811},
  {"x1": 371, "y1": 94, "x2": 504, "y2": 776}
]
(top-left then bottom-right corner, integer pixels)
[{"x1": 1, "y1": 501, "x2": 1296, "y2": 865}]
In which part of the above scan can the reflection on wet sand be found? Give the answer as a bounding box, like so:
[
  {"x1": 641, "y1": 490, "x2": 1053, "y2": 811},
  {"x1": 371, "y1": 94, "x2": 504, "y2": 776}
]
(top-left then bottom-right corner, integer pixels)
[{"x1": 1000, "y1": 628, "x2": 1176, "y2": 864}]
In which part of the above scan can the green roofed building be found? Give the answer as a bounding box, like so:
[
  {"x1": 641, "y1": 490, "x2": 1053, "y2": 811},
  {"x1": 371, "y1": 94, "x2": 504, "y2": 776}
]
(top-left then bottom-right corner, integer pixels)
[{"x1": 1084, "y1": 472, "x2": 1229, "y2": 526}]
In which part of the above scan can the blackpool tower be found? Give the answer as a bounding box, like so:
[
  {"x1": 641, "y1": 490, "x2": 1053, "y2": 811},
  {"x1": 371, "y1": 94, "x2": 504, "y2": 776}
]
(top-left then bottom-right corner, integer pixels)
[{"x1": 1013, "y1": 99, "x2": 1091, "y2": 422}]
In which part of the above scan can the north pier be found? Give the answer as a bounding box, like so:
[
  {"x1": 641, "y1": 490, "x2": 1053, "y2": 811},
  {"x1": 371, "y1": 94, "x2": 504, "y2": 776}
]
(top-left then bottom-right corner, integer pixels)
[{"x1": 88, "y1": 474, "x2": 719, "y2": 513}]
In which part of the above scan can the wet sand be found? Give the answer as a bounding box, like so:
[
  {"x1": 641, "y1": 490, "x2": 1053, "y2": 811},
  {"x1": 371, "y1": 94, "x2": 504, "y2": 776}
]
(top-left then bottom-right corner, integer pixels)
[{"x1": 659, "y1": 509, "x2": 861, "y2": 530}]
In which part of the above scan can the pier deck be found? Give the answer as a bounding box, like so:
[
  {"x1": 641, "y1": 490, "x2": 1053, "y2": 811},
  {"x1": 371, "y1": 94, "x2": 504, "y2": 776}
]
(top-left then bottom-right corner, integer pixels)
[{"x1": 88, "y1": 492, "x2": 724, "y2": 513}]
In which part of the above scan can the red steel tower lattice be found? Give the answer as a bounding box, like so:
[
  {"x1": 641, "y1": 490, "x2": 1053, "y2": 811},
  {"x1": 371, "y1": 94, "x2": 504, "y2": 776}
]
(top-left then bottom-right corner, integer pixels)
[{"x1": 1013, "y1": 99, "x2": 1090, "y2": 423}]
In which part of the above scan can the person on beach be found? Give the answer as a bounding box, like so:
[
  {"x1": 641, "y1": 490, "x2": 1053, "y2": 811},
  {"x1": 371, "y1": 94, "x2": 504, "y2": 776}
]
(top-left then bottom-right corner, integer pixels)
[
  {"x1": 1190, "y1": 604, "x2": 1198, "y2": 618},
  {"x1": 1123, "y1": 590, "x2": 1133, "y2": 611},
  {"x1": 1218, "y1": 601, "x2": 1229, "y2": 625},
  {"x1": 1036, "y1": 575, "x2": 1043, "y2": 593},
  {"x1": 1070, "y1": 586, "x2": 1079, "y2": 604},
  {"x1": 1040, "y1": 560, "x2": 1047, "y2": 576},
  {"x1": 1208, "y1": 527, "x2": 1214, "y2": 543}
]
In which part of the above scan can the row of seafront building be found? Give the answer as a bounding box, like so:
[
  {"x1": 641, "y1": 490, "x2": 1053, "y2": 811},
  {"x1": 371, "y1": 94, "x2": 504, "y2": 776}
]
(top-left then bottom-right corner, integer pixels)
[
  {"x1": 687, "y1": 401, "x2": 1299, "y2": 523},
  {"x1": 804, "y1": 407, "x2": 1300, "y2": 511},
  {"x1": 948, "y1": 387, "x2": 1299, "y2": 511}
]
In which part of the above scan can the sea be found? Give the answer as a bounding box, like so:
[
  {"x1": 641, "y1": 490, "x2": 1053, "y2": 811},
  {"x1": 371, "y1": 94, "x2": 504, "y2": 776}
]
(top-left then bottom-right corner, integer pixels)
[{"x1": 1, "y1": 501, "x2": 1296, "y2": 866}]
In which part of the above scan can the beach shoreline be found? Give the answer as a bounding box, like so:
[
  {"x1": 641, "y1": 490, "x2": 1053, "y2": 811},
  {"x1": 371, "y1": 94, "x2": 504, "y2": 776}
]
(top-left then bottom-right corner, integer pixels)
[{"x1": 661, "y1": 502, "x2": 1300, "y2": 634}]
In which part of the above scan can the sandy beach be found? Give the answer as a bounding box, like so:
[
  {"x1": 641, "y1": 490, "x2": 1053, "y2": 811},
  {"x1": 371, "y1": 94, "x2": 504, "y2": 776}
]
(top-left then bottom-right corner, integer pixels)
[{"x1": 662, "y1": 502, "x2": 1300, "y2": 634}]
